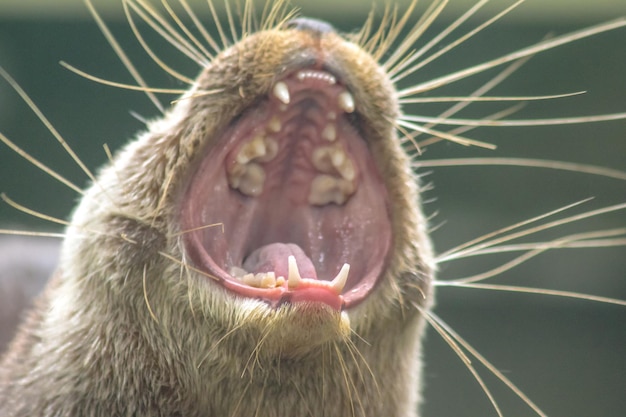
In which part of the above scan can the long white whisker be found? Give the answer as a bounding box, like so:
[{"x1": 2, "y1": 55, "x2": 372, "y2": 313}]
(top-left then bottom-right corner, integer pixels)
[
  {"x1": 435, "y1": 282, "x2": 626, "y2": 307},
  {"x1": 398, "y1": 18, "x2": 626, "y2": 97}
]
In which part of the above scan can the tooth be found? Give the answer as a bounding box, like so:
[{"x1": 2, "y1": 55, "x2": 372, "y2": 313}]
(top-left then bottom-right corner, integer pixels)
[
  {"x1": 268, "y1": 116, "x2": 282, "y2": 133},
  {"x1": 338, "y1": 91, "x2": 354, "y2": 113},
  {"x1": 312, "y1": 146, "x2": 334, "y2": 173},
  {"x1": 273, "y1": 82, "x2": 290, "y2": 105},
  {"x1": 331, "y1": 149, "x2": 345, "y2": 167},
  {"x1": 260, "y1": 272, "x2": 277, "y2": 288},
  {"x1": 287, "y1": 255, "x2": 302, "y2": 289},
  {"x1": 228, "y1": 162, "x2": 266, "y2": 197},
  {"x1": 309, "y1": 175, "x2": 354, "y2": 205},
  {"x1": 335, "y1": 157, "x2": 355, "y2": 181},
  {"x1": 242, "y1": 273, "x2": 257, "y2": 286},
  {"x1": 296, "y1": 69, "x2": 337, "y2": 85},
  {"x1": 327, "y1": 111, "x2": 337, "y2": 120},
  {"x1": 236, "y1": 135, "x2": 267, "y2": 164},
  {"x1": 330, "y1": 263, "x2": 350, "y2": 294},
  {"x1": 257, "y1": 137, "x2": 278, "y2": 163},
  {"x1": 322, "y1": 124, "x2": 337, "y2": 141},
  {"x1": 230, "y1": 266, "x2": 248, "y2": 279}
]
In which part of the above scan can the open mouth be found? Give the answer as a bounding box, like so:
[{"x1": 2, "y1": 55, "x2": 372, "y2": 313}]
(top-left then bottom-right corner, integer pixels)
[{"x1": 181, "y1": 67, "x2": 392, "y2": 310}]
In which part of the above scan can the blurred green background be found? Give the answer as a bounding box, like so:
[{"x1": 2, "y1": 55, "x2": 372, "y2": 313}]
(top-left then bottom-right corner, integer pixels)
[{"x1": 0, "y1": 1, "x2": 625, "y2": 416}]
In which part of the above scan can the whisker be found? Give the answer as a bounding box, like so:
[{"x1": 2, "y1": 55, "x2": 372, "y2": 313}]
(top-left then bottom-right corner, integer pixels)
[
  {"x1": 0, "y1": 66, "x2": 99, "y2": 186},
  {"x1": 421, "y1": 309, "x2": 505, "y2": 417},
  {"x1": 59, "y1": 62, "x2": 190, "y2": 94},
  {"x1": 160, "y1": 0, "x2": 215, "y2": 61},
  {"x1": 408, "y1": 54, "x2": 533, "y2": 145},
  {"x1": 437, "y1": 198, "x2": 592, "y2": 259},
  {"x1": 400, "y1": 112, "x2": 626, "y2": 127},
  {"x1": 398, "y1": 18, "x2": 626, "y2": 97},
  {"x1": 0, "y1": 132, "x2": 83, "y2": 195},
  {"x1": 382, "y1": 0, "x2": 448, "y2": 73},
  {"x1": 390, "y1": 0, "x2": 524, "y2": 82},
  {"x1": 1, "y1": 194, "x2": 71, "y2": 227},
  {"x1": 142, "y1": 263, "x2": 159, "y2": 323},
  {"x1": 399, "y1": 91, "x2": 585, "y2": 104},
  {"x1": 417, "y1": 157, "x2": 626, "y2": 181},
  {"x1": 123, "y1": 0, "x2": 196, "y2": 84},
  {"x1": 0, "y1": 230, "x2": 66, "y2": 239},
  {"x1": 85, "y1": 0, "x2": 164, "y2": 113},
  {"x1": 178, "y1": 0, "x2": 224, "y2": 53},
  {"x1": 436, "y1": 282, "x2": 626, "y2": 307},
  {"x1": 439, "y1": 202, "x2": 626, "y2": 263},
  {"x1": 425, "y1": 309, "x2": 549, "y2": 417},
  {"x1": 396, "y1": 119, "x2": 497, "y2": 149},
  {"x1": 127, "y1": 0, "x2": 209, "y2": 66}
]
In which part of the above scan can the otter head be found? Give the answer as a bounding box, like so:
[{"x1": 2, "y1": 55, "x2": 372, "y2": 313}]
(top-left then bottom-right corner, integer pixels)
[{"x1": 60, "y1": 13, "x2": 433, "y2": 392}]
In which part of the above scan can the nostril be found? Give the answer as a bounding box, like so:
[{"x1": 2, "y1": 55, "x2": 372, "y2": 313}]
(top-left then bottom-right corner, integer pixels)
[{"x1": 286, "y1": 17, "x2": 335, "y2": 36}]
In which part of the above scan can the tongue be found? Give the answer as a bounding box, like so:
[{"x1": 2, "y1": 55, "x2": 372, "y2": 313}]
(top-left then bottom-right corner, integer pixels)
[{"x1": 243, "y1": 243, "x2": 318, "y2": 280}]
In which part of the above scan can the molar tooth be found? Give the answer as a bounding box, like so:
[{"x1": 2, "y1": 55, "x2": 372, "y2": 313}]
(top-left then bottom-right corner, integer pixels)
[
  {"x1": 335, "y1": 158, "x2": 356, "y2": 181},
  {"x1": 288, "y1": 256, "x2": 302, "y2": 289},
  {"x1": 312, "y1": 146, "x2": 334, "y2": 173},
  {"x1": 230, "y1": 266, "x2": 248, "y2": 279},
  {"x1": 338, "y1": 91, "x2": 355, "y2": 113},
  {"x1": 257, "y1": 137, "x2": 278, "y2": 163},
  {"x1": 260, "y1": 272, "x2": 277, "y2": 288},
  {"x1": 228, "y1": 162, "x2": 266, "y2": 197},
  {"x1": 322, "y1": 124, "x2": 337, "y2": 141},
  {"x1": 330, "y1": 149, "x2": 345, "y2": 167},
  {"x1": 330, "y1": 264, "x2": 350, "y2": 294},
  {"x1": 273, "y1": 82, "x2": 290, "y2": 105},
  {"x1": 236, "y1": 135, "x2": 267, "y2": 164},
  {"x1": 308, "y1": 175, "x2": 354, "y2": 206}
]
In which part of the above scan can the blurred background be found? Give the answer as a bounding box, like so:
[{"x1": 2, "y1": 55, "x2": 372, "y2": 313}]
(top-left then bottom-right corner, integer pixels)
[{"x1": 0, "y1": 1, "x2": 625, "y2": 416}]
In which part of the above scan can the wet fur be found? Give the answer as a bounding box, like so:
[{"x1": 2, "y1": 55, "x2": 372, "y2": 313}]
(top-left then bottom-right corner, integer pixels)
[{"x1": 0, "y1": 1, "x2": 625, "y2": 417}]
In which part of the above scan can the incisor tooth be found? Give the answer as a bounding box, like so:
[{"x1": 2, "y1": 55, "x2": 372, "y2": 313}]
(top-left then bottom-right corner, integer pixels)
[
  {"x1": 287, "y1": 256, "x2": 302, "y2": 289},
  {"x1": 273, "y1": 82, "x2": 290, "y2": 105},
  {"x1": 338, "y1": 91, "x2": 354, "y2": 113},
  {"x1": 330, "y1": 264, "x2": 350, "y2": 294}
]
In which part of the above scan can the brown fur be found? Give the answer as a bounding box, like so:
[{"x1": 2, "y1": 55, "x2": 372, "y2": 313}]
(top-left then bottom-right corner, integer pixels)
[{"x1": 0, "y1": 8, "x2": 433, "y2": 417}]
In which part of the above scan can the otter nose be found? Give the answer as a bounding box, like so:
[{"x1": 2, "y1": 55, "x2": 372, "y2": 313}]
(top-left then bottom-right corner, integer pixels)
[{"x1": 286, "y1": 17, "x2": 336, "y2": 36}]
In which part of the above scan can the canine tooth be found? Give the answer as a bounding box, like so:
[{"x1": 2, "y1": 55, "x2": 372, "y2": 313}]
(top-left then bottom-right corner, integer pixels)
[
  {"x1": 287, "y1": 255, "x2": 302, "y2": 289},
  {"x1": 308, "y1": 174, "x2": 354, "y2": 205},
  {"x1": 322, "y1": 124, "x2": 337, "y2": 141},
  {"x1": 268, "y1": 116, "x2": 282, "y2": 132},
  {"x1": 338, "y1": 91, "x2": 354, "y2": 113},
  {"x1": 330, "y1": 263, "x2": 350, "y2": 294},
  {"x1": 273, "y1": 82, "x2": 290, "y2": 104}
]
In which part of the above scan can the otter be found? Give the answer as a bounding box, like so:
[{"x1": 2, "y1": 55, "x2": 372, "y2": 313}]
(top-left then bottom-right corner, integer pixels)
[{"x1": 1, "y1": 1, "x2": 625, "y2": 416}]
